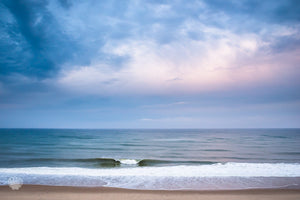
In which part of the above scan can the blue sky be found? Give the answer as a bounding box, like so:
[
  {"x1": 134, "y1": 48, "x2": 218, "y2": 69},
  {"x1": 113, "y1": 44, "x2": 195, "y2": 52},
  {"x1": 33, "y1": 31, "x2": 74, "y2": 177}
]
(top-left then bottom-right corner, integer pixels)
[{"x1": 0, "y1": 0, "x2": 300, "y2": 128}]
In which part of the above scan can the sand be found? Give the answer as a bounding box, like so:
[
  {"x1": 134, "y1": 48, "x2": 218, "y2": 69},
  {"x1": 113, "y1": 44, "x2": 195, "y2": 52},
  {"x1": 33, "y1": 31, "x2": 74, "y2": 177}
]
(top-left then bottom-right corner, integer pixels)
[{"x1": 0, "y1": 185, "x2": 300, "y2": 200}]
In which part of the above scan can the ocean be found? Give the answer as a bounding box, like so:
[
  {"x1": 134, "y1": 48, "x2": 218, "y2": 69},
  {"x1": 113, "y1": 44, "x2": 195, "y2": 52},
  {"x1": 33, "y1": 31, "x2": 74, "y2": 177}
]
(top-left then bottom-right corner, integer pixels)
[{"x1": 0, "y1": 129, "x2": 300, "y2": 190}]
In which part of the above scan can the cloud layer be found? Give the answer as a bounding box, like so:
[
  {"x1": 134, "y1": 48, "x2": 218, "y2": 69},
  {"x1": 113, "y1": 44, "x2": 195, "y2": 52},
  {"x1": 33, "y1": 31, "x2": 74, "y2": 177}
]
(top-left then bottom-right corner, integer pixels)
[{"x1": 0, "y1": 0, "x2": 299, "y2": 127}]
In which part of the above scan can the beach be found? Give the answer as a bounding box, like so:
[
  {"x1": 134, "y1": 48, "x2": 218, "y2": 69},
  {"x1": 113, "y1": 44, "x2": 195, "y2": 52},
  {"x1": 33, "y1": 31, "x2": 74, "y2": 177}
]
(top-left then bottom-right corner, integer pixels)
[
  {"x1": 1, "y1": 0, "x2": 300, "y2": 198},
  {"x1": 0, "y1": 185, "x2": 300, "y2": 200}
]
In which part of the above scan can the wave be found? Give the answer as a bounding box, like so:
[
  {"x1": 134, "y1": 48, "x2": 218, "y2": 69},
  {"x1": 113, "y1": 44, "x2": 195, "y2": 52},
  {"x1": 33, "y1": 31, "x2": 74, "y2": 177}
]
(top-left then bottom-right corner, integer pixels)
[
  {"x1": 0, "y1": 163, "x2": 300, "y2": 190},
  {"x1": 11, "y1": 158, "x2": 217, "y2": 167},
  {"x1": 1, "y1": 162, "x2": 299, "y2": 177}
]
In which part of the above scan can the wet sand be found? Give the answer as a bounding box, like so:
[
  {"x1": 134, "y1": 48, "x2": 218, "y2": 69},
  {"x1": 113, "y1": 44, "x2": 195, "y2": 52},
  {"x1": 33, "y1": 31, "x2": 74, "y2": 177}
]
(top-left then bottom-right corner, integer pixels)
[{"x1": 0, "y1": 185, "x2": 300, "y2": 200}]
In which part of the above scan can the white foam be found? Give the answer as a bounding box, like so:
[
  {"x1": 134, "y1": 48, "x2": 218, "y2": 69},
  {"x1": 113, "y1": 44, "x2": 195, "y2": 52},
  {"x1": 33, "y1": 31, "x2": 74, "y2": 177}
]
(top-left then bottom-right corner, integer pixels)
[
  {"x1": 1, "y1": 163, "x2": 300, "y2": 189},
  {"x1": 1, "y1": 163, "x2": 299, "y2": 177},
  {"x1": 118, "y1": 159, "x2": 139, "y2": 165}
]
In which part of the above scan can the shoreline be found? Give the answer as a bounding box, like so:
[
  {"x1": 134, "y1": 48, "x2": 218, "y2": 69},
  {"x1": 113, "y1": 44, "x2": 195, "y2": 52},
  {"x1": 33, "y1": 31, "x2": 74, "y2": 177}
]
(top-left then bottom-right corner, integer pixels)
[{"x1": 1, "y1": 185, "x2": 300, "y2": 200}]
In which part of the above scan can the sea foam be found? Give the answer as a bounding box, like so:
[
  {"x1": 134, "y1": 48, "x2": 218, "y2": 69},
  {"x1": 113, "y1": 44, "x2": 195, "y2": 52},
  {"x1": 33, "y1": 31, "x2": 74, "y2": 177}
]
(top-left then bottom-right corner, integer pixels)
[
  {"x1": 1, "y1": 163, "x2": 300, "y2": 190},
  {"x1": 1, "y1": 163, "x2": 300, "y2": 177}
]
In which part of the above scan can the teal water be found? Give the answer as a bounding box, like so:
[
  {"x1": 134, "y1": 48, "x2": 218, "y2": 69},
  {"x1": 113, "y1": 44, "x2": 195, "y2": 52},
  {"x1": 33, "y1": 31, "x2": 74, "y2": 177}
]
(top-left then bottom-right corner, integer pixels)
[
  {"x1": 1, "y1": 129, "x2": 300, "y2": 167},
  {"x1": 0, "y1": 129, "x2": 300, "y2": 189}
]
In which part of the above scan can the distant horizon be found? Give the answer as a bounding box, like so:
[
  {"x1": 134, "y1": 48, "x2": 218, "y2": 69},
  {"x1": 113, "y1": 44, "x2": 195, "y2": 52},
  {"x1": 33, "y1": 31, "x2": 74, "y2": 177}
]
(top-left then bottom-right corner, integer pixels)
[{"x1": 1, "y1": 127, "x2": 299, "y2": 129}]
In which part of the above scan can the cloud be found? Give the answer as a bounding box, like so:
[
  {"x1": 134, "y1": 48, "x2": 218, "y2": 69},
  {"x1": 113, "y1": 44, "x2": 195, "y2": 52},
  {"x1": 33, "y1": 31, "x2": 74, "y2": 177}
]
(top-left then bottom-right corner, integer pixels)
[
  {"x1": 141, "y1": 101, "x2": 187, "y2": 109},
  {"x1": 1, "y1": 0, "x2": 299, "y2": 82},
  {"x1": 55, "y1": 19, "x2": 299, "y2": 95},
  {"x1": 0, "y1": 0, "x2": 78, "y2": 78},
  {"x1": 0, "y1": 0, "x2": 300, "y2": 128}
]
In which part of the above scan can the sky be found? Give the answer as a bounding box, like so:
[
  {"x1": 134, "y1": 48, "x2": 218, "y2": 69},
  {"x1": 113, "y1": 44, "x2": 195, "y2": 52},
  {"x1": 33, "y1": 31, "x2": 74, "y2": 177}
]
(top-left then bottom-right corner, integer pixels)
[{"x1": 0, "y1": 0, "x2": 300, "y2": 128}]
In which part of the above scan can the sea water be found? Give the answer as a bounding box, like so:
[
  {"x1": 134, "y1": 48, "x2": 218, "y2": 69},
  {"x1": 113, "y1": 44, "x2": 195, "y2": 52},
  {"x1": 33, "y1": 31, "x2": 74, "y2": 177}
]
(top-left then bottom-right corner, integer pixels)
[{"x1": 0, "y1": 129, "x2": 299, "y2": 190}]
